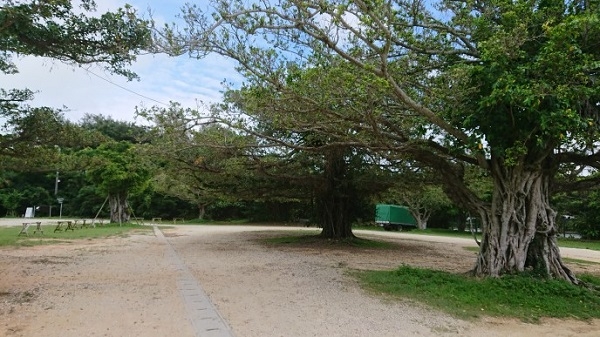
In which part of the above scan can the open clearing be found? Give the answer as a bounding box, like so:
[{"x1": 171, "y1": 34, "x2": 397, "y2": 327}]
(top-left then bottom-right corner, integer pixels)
[{"x1": 1, "y1": 222, "x2": 600, "y2": 337}]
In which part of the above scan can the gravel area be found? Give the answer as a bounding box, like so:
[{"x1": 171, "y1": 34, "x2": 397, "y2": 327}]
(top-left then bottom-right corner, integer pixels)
[{"x1": 1, "y1": 222, "x2": 600, "y2": 336}]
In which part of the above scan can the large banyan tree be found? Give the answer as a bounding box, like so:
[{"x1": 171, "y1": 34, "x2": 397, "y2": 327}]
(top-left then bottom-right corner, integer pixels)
[{"x1": 154, "y1": 0, "x2": 600, "y2": 282}]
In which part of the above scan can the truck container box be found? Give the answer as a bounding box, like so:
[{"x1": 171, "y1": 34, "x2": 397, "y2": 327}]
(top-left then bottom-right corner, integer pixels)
[{"x1": 375, "y1": 204, "x2": 417, "y2": 231}]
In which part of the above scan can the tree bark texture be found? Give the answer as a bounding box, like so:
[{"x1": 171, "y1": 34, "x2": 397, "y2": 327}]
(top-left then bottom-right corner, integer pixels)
[
  {"x1": 317, "y1": 148, "x2": 355, "y2": 239},
  {"x1": 410, "y1": 210, "x2": 430, "y2": 230},
  {"x1": 198, "y1": 203, "x2": 206, "y2": 220},
  {"x1": 473, "y1": 160, "x2": 577, "y2": 283},
  {"x1": 108, "y1": 191, "x2": 130, "y2": 224}
]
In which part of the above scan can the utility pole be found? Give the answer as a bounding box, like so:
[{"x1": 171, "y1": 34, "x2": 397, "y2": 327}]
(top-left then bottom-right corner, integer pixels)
[
  {"x1": 54, "y1": 145, "x2": 61, "y2": 195},
  {"x1": 54, "y1": 170, "x2": 59, "y2": 195},
  {"x1": 51, "y1": 145, "x2": 61, "y2": 218}
]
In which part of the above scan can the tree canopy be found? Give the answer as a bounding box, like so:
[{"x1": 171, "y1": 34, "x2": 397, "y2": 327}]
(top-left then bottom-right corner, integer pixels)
[
  {"x1": 1, "y1": 0, "x2": 150, "y2": 79},
  {"x1": 78, "y1": 141, "x2": 150, "y2": 223},
  {"x1": 1, "y1": 0, "x2": 151, "y2": 169}
]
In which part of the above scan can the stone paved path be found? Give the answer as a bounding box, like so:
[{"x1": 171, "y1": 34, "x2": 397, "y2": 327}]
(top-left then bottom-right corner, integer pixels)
[{"x1": 154, "y1": 225, "x2": 236, "y2": 337}]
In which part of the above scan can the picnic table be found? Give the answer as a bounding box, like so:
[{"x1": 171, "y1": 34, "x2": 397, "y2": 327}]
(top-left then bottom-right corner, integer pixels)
[
  {"x1": 18, "y1": 221, "x2": 43, "y2": 236},
  {"x1": 53, "y1": 220, "x2": 75, "y2": 232}
]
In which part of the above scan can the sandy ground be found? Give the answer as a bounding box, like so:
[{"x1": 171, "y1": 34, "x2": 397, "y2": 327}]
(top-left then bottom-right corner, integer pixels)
[{"x1": 1, "y1": 221, "x2": 600, "y2": 337}]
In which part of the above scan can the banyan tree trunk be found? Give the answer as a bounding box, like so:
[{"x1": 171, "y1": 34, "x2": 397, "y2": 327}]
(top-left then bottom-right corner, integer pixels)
[
  {"x1": 472, "y1": 162, "x2": 577, "y2": 283},
  {"x1": 318, "y1": 191, "x2": 354, "y2": 239},
  {"x1": 317, "y1": 148, "x2": 355, "y2": 239},
  {"x1": 108, "y1": 191, "x2": 130, "y2": 224}
]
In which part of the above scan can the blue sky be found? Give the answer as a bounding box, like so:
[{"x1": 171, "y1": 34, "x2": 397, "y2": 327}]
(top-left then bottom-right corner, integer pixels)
[{"x1": 4, "y1": 0, "x2": 242, "y2": 123}]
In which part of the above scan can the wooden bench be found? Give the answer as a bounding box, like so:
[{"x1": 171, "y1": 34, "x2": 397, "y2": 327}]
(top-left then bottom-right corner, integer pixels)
[
  {"x1": 152, "y1": 217, "x2": 162, "y2": 222},
  {"x1": 173, "y1": 218, "x2": 185, "y2": 224},
  {"x1": 18, "y1": 222, "x2": 43, "y2": 236},
  {"x1": 74, "y1": 219, "x2": 92, "y2": 229},
  {"x1": 54, "y1": 220, "x2": 74, "y2": 232}
]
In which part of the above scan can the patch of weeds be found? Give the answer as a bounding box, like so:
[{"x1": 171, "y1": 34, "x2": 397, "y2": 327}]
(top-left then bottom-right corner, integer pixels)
[
  {"x1": 1, "y1": 290, "x2": 38, "y2": 305},
  {"x1": 19, "y1": 291, "x2": 35, "y2": 303},
  {"x1": 30, "y1": 258, "x2": 68, "y2": 265}
]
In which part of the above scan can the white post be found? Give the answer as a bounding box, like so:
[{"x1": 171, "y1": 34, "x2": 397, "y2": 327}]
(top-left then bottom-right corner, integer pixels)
[{"x1": 57, "y1": 197, "x2": 64, "y2": 219}]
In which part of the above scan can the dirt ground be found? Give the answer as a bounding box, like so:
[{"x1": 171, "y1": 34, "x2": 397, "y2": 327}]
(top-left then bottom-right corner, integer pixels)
[{"x1": 1, "y1": 223, "x2": 600, "y2": 337}]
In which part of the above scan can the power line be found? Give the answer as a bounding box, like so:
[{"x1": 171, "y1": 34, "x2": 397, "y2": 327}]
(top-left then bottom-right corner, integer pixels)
[{"x1": 84, "y1": 68, "x2": 170, "y2": 107}]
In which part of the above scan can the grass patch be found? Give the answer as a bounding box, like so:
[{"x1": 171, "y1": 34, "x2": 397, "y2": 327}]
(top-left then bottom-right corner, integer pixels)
[
  {"x1": 263, "y1": 233, "x2": 396, "y2": 249},
  {"x1": 558, "y1": 239, "x2": 600, "y2": 251},
  {"x1": 562, "y1": 257, "x2": 600, "y2": 266},
  {"x1": 355, "y1": 265, "x2": 600, "y2": 321},
  {"x1": 462, "y1": 247, "x2": 599, "y2": 266},
  {"x1": 352, "y1": 224, "x2": 385, "y2": 231},
  {"x1": 463, "y1": 246, "x2": 479, "y2": 253},
  {"x1": 409, "y1": 228, "x2": 475, "y2": 238},
  {"x1": 0, "y1": 223, "x2": 151, "y2": 247},
  {"x1": 396, "y1": 228, "x2": 600, "y2": 252}
]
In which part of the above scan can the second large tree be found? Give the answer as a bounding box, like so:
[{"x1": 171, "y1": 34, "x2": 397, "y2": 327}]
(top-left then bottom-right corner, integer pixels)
[{"x1": 156, "y1": 0, "x2": 600, "y2": 282}]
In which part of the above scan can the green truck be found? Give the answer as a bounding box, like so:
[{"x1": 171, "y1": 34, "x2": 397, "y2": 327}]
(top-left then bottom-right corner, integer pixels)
[{"x1": 375, "y1": 204, "x2": 417, "y2": 231}]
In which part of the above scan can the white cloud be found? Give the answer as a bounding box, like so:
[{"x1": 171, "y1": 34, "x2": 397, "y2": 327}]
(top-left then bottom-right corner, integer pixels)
[
  {"x1": 3, "y1": 52, "x2": 241, "y2": 123},
  {"x1": 1, "y1": 0, "x2": 243, "y2": 123}
]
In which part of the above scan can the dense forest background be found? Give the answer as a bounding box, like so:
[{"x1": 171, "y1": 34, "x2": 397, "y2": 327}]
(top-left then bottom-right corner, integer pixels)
[{"x1": 0, "y1": 114, "x2": 594, "y2": 240}]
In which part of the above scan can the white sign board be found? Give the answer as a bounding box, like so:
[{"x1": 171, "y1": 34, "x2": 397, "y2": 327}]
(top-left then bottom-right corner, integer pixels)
[{"x1": 25, "y1": 207, "x2": 34, "y2": 218}]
